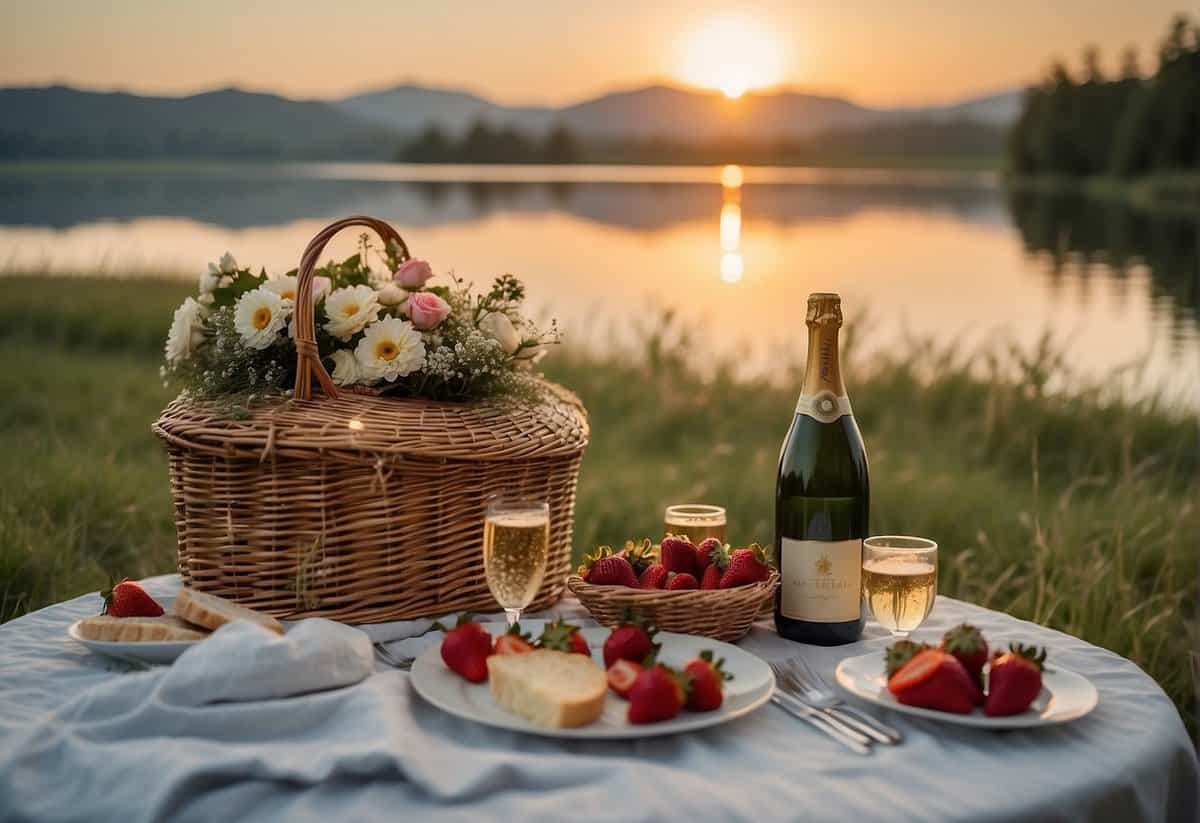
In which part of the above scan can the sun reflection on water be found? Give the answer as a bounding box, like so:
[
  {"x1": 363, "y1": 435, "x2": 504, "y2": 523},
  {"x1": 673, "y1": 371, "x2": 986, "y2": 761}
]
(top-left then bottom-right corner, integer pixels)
[{"x1": 719, "y1": 164, "x2": 744, "y2": 282}]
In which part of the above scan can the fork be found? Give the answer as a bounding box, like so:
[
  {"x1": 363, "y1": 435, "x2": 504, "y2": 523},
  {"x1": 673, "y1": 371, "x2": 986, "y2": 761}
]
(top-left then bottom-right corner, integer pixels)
[
  {"x1": 373, "y1": 642, "x2": 415, "y2": 670},
  {"x1": 768, "y1": 661, "x2": 871, "y2": 754},
  {"x1": 781, "y1": 655, "x2": 903, "y2": 744}
]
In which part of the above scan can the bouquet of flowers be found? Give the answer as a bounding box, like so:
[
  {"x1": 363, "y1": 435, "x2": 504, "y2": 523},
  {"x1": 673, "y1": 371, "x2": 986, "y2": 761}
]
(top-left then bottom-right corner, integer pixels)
[{"x1": 163, "y1": 235, "x2": 558, "y2": 403}]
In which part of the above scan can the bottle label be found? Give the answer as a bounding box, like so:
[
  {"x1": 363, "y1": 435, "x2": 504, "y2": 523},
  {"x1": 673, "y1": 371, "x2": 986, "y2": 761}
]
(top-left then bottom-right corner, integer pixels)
[
  {"x1": 780, "y1": 538, "x2": 862, "y2": 623},
  {"x1": 795, "y1": 391, "x2": 853, "y2": 424}
]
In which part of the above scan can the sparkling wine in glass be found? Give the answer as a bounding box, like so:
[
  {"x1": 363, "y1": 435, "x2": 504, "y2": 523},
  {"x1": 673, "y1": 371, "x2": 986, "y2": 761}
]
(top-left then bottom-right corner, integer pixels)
[
  {"x1": 663, "y1": 504, "x2": 727, "y2": 544},
  {"x1": 862, "y1": 536, "x2": 938, "y2": 637},
  {"x1": 483, "y1": 497, "x2": 550, "y2": 627}
]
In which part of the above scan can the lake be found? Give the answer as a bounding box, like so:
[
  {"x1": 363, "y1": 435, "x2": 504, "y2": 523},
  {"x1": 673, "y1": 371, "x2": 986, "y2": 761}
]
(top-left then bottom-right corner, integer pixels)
[{"x1": 1, "y1": 162, "x2": 1196, "y2": 405}]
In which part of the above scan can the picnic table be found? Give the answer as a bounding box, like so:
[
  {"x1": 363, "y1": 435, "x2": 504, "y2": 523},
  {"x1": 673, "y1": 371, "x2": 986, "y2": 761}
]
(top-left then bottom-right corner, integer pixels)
[{"x1": 1, "y1": 574, "x2": 1196, "y2": 822}]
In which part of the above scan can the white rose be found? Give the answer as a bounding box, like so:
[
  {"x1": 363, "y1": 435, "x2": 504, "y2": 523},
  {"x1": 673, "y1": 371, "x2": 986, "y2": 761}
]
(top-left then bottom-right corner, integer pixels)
[
  {"x1": 377, "y1": 282, "x2": 408, "y2": 307},
  {"x1": 324, "y1": 284, "x2": 381, "y2": 341},
  {"x1": 164, "y1": 297, "x2": 206, "y2": 363},
  {"x1": 328, "y1": 349, "x2": 362, "y2": 386},
  {"x1": 478, "y1": 311, "x2": 521, "y2": 355},
  {"x1": 218, "y1": 252, "x2": 238, "y2": 273}
]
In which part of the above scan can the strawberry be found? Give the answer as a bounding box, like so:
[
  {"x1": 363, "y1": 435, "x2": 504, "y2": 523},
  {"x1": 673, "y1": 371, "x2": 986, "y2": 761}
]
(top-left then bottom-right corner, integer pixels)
[
  {"x1": 437, "y1": 614, "x2": 493, "y2": 682},
  {"x1": 985, "y1": 643, "x2": 1046, "y2": 717},
  {"x1": 602, "y1": 614, "x2": 660, "y2": 669},
  {"x1": 606, "y1": 659, "x2": 642, "y2": 699},
  {"x1": 578, "y1": 546, "x2": 639, "y2": 587},
  {"x1": 536, "y1": 618, "x2": 590, "y2": 656},
  {"x1": 666, "y1": 572, "x2": 698, "y2": 590},
  {"x1": 619, "y1": 538, "x2": 656, "y2": 576},
  {"x1": 940, "y1": 623, "x2": 988, "y2": 693},
  {"x1": 884, "y1": 639, "x2": 932, "y2": 678},
  {"x1": 684, "y1": 650, "x2": 731, "y2": 712},
  {"x1": 700, "y1": 564, "x2": 722, "y2": 590},
  {"x1": 627, "y1": 664, "x2": 686, "y2": 724},
  {"x1": 492, "y1": 623, "x2": 534, "y2": 656},
  {"x1": 694, "y1": 537, "x2": 725, "y2": 572},
  {"x1": 660, "y1": 534, "x2": 698, "y2": 575},
  {"x1": 887, "y1": 649, "x2": 981, "y2": 714},
  {"x1": 638, "y1": 562, "x2": 669, "y2": 589},
  {"x1": 101, "y1": 579, "x2": 164, "y2": 618},
  {"x1": 718, "y1": 544, "x2": 771, "y2": 588}
]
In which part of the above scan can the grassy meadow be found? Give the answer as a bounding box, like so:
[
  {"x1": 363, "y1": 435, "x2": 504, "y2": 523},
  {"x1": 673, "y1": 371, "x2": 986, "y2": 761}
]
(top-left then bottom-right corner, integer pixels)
[{"x1": 0, "y1": 275, "x2": 1196, "y2": 732}]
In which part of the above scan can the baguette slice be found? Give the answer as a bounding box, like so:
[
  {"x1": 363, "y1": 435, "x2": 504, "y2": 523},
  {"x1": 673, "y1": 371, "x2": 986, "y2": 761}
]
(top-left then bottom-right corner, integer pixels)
[
  {"x1": 487, "y1": 649, "x2": 607, "y2": 728},
  {"x1": 77, "y1": 615, "x2": 210, "y2": 643},
  {"x1": 175, "y1": 588, "x2": 284, "y2": 635}
]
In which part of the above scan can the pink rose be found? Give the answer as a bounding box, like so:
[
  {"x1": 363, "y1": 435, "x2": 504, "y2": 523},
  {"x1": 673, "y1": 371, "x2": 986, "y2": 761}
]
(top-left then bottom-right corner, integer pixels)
[
  {"x1": 394, "y1": 258, "x2": 434, "y2": 289},
  {"x1": 406, "y1": 292, "x2": 451, "y2": 330}
]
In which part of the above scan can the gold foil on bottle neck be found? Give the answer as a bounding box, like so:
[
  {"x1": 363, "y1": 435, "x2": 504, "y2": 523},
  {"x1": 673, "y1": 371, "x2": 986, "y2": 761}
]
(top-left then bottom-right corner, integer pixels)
[{"x1": 806, "y1": 293, "x2": 843, "y2": 326}]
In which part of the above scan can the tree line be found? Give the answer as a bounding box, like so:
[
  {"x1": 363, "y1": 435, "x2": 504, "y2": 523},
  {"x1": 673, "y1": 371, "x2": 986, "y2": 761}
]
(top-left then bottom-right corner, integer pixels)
[
  {"x1": 398, "y1": 122, "x2": 581, "y2": 164},
  {"x1": 1008, "y1": 14, "x2": 1199, "y2": 178}
]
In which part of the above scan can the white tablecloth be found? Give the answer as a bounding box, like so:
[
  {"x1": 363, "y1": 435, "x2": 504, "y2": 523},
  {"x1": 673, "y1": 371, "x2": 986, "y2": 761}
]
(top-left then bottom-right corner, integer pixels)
[{"x1": 0, "y1": 574, "x2": 1195, "y2": 823}]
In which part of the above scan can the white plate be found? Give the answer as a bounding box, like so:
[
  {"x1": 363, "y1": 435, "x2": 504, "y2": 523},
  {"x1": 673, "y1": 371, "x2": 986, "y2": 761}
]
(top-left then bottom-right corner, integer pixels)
[
  {"x1": 835, "y1": 651, "x2": 1098, "y2": 729},
  {"x1": 67, "y1": 598, "x2": 204, "y2": 665},
  {"x1": 409, "y1": 621, "x2": 775, "y2": 739}
]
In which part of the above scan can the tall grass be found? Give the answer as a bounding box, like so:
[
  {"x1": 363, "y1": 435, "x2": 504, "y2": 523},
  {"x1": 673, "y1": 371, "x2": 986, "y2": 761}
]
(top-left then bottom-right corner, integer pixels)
[{"x1": 1, "y1": 275, "x2": 1195, "y2": 733}]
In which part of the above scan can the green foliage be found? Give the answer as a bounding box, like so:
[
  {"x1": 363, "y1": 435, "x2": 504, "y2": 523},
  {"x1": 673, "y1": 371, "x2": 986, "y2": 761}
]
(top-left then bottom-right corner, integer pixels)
[
  {"x1": 1009, "y1": 14, "x2": 1200, "y2": 178},
  {"x1": 0, "y1": 276, "x2": 1196, "y2": 735},
  {"x1": 398, "y1": 119, "x2": 582, "y2": 165}
]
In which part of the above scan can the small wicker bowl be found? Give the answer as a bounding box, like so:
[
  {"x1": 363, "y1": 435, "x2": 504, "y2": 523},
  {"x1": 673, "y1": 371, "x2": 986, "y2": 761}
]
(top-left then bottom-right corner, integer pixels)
[{"x1": 566, "y1": 571, "x2": 779, "y2": 643}]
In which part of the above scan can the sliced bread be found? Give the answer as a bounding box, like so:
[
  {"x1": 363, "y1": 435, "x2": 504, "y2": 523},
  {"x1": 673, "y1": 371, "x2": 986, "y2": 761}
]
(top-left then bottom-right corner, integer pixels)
[
  {"x1": 77, "y1": 615, "x2": 210, "y2": 643},
  {"x1": 487, "y1": 649, "x2": 607, "y2": 728},
  {"x1": 175, "y1": 588, "x2": 284, "y2": 635}
]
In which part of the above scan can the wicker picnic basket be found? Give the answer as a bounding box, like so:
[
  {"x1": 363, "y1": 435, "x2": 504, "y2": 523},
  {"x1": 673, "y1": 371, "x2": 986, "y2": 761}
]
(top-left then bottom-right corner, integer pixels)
[{"x1": 152, "y1": 216, "x2": 589, "y2": 624}]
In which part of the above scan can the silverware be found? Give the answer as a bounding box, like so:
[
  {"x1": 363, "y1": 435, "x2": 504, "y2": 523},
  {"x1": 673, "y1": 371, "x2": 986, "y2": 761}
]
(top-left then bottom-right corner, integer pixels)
[
  {"x1": 373, "y1": 642, "x2": 415, "y2": 670},
  {"x1": 768, "y1": 661, "x2": 871, "y2": 754},
  {"x1": 779, "y1": 655, "x2": 904, "y2": 745}
]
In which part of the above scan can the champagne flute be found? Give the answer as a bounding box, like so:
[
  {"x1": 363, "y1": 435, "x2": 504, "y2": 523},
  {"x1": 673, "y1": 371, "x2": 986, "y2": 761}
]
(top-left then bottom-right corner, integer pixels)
[
  {"x1": 483, "y1": 496, "x2": 550, "y2": 627},
  {"x1": 663, "y1": 504, "x2": 727, "y2": 543},
  {"x1": 862, "y1": 536, "x2": 938, "y2": 638}
]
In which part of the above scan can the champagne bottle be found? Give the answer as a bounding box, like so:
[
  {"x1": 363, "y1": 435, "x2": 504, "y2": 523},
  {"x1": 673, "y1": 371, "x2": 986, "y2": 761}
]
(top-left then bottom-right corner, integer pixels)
[{"x1": 775, "y1": 293, "x2": 869, "y2": 645}]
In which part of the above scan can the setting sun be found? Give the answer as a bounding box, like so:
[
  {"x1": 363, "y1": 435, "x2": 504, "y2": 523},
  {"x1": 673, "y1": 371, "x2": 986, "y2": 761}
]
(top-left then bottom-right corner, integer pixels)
[{"x1": 676, "y1": 14, "x2": 786, "y2": 98}]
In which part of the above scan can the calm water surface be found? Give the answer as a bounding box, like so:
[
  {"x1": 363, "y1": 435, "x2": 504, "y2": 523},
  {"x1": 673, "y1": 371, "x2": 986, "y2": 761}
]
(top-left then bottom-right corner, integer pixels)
[{"x1": 1, "y1": 163, "x2": 1196, "y2": 404}]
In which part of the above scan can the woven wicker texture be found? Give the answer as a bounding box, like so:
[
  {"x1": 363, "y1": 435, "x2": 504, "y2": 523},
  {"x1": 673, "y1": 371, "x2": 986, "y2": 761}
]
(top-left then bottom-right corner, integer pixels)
[
  {"x1": 566, "y1": 572, "x2": 779, "y2": 642},
  {"x1": 153, "y1": 216, "x2": 588, "y2": 623}
]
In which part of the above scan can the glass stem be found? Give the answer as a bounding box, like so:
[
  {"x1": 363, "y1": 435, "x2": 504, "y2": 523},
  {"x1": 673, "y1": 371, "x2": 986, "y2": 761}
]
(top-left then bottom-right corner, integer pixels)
[{"x1": 504, "y1": 608, "x2": 521, "y2": 628}]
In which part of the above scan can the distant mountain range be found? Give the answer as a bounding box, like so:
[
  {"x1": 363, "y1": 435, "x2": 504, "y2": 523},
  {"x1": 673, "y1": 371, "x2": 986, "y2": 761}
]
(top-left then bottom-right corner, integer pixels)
[{"x1": 0, "y1": 82, "x2": 1022, "y2": 161}]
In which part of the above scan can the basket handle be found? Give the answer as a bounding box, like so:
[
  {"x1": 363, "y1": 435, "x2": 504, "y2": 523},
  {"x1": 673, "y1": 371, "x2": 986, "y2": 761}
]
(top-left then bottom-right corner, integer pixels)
[{"x1": 292, "y1": 215, "x2": 410, "y2": 400}]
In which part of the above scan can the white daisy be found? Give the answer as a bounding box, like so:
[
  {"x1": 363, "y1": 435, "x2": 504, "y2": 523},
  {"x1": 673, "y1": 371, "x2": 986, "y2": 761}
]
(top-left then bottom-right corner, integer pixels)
[
  {"x1": 328, "y1": 349, "x2": 362, "y2": 386},
  {"x1": 264, "y1": 274, "x2": 299, "y2": 304},
  {"x1": 355, "y1": 317, "x2": 425, "y2": 383},
  {"x1": 164, "y1": 297, "x2": 206, "y2": 363},
  {"x1": 324, "y1": 284, "x2": 381, "y2": 341},
  {"x1": 234, "y1": 286, "x2": 286, "y2": 350}
]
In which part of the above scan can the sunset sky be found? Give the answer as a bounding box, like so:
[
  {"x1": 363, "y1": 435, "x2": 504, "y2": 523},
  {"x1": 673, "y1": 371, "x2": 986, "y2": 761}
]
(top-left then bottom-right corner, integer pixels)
[{"x1": 0, "y1": 1, "x2": 1186, "y2": 106}]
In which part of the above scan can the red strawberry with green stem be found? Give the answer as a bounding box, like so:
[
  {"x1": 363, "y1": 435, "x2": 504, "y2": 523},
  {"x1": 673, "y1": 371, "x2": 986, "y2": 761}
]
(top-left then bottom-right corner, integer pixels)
[
  {"x1": 627, "y1": 664, "x2": 686, "y2": 724},
  {"x1": 694, "y1": 537, "x2": 725, "y2": 572},
  {"x1": 101, "y1": 579, "x2": 164, "y2": 618},
  {"x1": 666, "y1": 572, "x2": 698, "y2": 590},
  {"x1": 660, "y1": 534, "x2": 698, "y2": 575},
  {"x1": 884, "y1": 639, "x2": 932, "y2": 678},
  {"x1": 436, "y1": 614, "x2": 493, "y2": 682},
  {"x1": 887, "y1": 649, "x2": 981, "y2": 714},
  {"x1": 536, "y1": 618, "x2": 590, "y2": 655},
  {"x1": 578, "y1": 546, "x2": 639, "y2": 587},
  {"x1": 638, "y1": 563, "x2": 669, "y2": 590},
  {"x1": 602, "y1": 613, "x2": 660, "y2": 669},
  {"x1": 684, "y1": 650, "x2": 732, "y2": 712},
  {"x1": 492, "y1": 623, "x2": 535, "y2": 656},
  {"x1": 606, "y1": 659, "x2": 642, "y2": 699},
  {"x1": 700, "y1": 565, "x2": 722, "y2": 590},
  {"x1": 718, "y1": 544, "x2": 771, "y2": 588},
  {"x1": 940, "y1": 623, "x2": 988, "y2": 694},
  {"x1": 985, "y1": 643, "x2": 1046, "y2": 717},
  {"x1": 620, "y1": 539, "x2": 656, "y2": 576}
]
